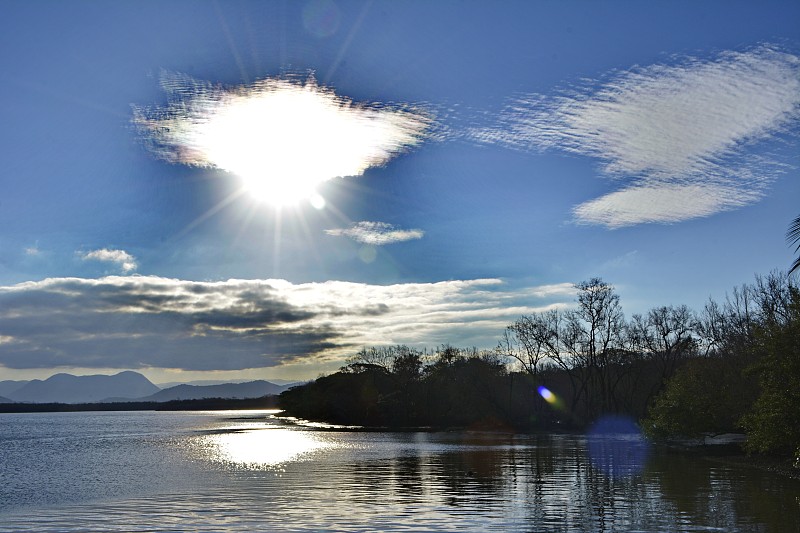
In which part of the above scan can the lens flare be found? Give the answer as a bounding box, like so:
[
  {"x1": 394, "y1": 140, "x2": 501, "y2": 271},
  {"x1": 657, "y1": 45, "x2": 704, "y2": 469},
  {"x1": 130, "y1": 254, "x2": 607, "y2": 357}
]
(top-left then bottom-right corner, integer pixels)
[
  {"x1": 538, "y1": 385, "x2": 557, "y2": 404},
  {"x1": 586, "y1": 415, "x2": 650, "y2": 478}
]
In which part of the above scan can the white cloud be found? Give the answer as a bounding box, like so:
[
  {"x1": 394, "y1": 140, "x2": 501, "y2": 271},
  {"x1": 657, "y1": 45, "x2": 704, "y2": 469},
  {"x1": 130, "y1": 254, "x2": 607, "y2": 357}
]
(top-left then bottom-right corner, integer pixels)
[
  {"x1": 573, "y1": 182, "x2": 762, "y2": 228},
  {"x1": 477, "y1": 46, "x2": 800, "y2": 227},
  {"x1": 0, "y1": 276, "x2": 574, "y2": 373},
  {"x1": 325, "y1": 221, "x2": 425, "y2": 245},
  {"x1": 81, "y1": 249, "x2": 138, "y2": 273},
  {"x1": 134, "y1": 74, "x2": 432, "y2": 205}
]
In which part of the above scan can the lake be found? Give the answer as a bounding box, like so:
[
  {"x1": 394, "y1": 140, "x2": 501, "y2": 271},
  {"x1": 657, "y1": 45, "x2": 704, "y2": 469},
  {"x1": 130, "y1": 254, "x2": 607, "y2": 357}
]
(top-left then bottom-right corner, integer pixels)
[{"x1": 0, "y1": 410, "x2": 797, "y2": 532}]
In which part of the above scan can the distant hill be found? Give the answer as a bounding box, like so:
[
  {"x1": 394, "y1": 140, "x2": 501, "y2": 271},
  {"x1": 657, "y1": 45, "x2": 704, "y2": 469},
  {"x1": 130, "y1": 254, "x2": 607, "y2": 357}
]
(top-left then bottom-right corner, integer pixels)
[
  {"x1": 8, "y1": 371, "x2": 160, "y2": 404},
  {"x1": 157, "y1": 378, "x2": 303, "y2": 389},
  {"x1": 0, "y1": 380, "x2": 29, "y2": 397},
  {"x1": 0, "y1": 395, "x2": 13, "y2": 403},
  {"x1": 157, "y1": 379, "x2": 259, "y2": 389},
  {"x1": 137, "y1": 380, "x2": 288, "y2": 402}
]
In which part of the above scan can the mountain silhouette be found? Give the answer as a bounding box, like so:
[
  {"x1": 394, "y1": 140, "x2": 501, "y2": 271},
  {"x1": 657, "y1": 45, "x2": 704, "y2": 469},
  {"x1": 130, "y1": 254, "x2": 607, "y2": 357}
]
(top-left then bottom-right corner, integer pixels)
[
  {"x1": 0, "y1": 380, "x2": 29, "y2": 397},
  {"x1": 137, "y1": 380, "x2": 288, "y2": 402},
  {"x1": 0, "y1": 395, "x2": 13, "y2": 403},
  {"x1": 8, "y1": 371, "x2": 160, "y2": 404}
]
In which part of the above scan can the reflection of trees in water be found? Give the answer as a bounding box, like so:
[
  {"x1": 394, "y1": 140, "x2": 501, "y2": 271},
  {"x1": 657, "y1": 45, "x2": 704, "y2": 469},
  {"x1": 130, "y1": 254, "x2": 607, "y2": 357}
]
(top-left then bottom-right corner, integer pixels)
[
  {"x1": 647, "y1": 451, "x2": 800, "y2": 532},
  {"x1": 346, "y1": 459, "x2": 392, "y2": 504},
  {"x1": 336, "y1": 433, "x2": 798, "y2": 531},
  {"x1": 518, "y1": 435, "x2": 643, "y2": 531},
  {"x1": 738, "y1": 468, "x2": 800, "y2": 533},
  {"x1": 434, "y1": 448, "x2": 506, "y2": 502},
  {"x1": 392, "y1": 454, "x2": 424, "y2": 497}
]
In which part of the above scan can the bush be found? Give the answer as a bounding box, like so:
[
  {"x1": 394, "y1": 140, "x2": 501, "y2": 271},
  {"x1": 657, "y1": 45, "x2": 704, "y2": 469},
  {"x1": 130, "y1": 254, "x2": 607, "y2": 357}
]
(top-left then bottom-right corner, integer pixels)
[{"x1": 643, "y1": 356, "x2": 756, "y2": 440}]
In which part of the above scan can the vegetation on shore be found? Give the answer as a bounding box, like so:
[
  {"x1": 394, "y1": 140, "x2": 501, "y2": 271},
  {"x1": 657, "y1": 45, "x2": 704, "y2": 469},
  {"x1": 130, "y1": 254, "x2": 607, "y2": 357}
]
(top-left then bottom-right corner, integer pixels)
[{"x1": 280, "y1": 272, "x2": 800, "y2": 468}]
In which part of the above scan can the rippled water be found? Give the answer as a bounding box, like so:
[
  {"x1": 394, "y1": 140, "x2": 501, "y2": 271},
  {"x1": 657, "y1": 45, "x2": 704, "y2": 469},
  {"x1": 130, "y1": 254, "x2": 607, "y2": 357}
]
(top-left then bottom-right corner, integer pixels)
[{"x1": 0, "y1": 411, "x2": 797, "y2": 532}]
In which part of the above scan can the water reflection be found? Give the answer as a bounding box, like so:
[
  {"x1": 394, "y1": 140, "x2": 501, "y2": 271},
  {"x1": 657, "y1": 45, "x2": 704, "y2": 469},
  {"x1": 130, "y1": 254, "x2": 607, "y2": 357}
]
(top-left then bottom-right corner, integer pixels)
[
  {"x1": 646, "y1": 451, "x2": 800, "y2": 532},
  {"x1": 1, "y1": 412, "x2": 799, "y2": 532},
  {"x1": 309, "y1": 431, "x2": 799, "y2": 532},
  {"x1": 197, "y1": 426, "x2": 332, "y2": 469},
  {"x1": 586, "y1": 415, "x2": 650, "y2": 478}
]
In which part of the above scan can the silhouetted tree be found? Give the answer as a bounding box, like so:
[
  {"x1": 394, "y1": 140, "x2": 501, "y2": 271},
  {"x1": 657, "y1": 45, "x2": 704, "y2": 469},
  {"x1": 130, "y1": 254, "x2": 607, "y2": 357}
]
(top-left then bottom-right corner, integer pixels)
[
  {"x1": 499, "y1": 313, "x2": 558, "y2": 377},
  {"x1": 536, "y1": 278, "x2": 628, "y2": 421},
  {"x1": 643, "y1": 356, "x2": 756, "y2": 440},
  {"x1": 501, "y1": 278, "x2": 629, "y2": 423},
  {"x1": 788, "y1": 214, "x2": 800, "y2": 274},
  {"x1": 628, "y1": 305, "x2": 699, "y2": 404},
  {"x1": 740, "y1": 281, "x2": 800, "y2": 458},
  {"x1": 645, "y1": 272, "x2": 799, "y2": 451}
]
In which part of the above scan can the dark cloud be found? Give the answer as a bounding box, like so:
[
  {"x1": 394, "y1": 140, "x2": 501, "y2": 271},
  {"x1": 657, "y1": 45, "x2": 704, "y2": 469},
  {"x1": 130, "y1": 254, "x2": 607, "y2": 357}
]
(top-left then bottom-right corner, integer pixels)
[
  {"x1": 0, "y1": 276, "x2": 342, "y2": 371},
  {"x1": 0, "y1": 276, "x2": 575, "y2": 373}
]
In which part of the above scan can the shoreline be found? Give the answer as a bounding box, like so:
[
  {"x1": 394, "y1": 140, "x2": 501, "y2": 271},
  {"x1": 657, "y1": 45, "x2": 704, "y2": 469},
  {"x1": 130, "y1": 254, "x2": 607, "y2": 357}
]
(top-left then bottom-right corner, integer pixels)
[
  {"x1": 0, "y1": 396, "x2": 279, "y2": 413},
  {"x1": 701, "y1": 451, "x2": 800, "y2": 481},
  {"x1": 654, "y1": 438, "x2": 800, "y2": 481}
]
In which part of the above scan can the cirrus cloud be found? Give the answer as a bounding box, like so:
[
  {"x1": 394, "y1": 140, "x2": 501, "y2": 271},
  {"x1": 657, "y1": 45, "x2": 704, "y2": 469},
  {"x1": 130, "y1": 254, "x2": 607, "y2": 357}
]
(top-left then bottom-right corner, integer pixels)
[
  {"x1": 475, "y1": 45, "x2": 800, "y2": 228},
  {"x1": 325, "y1": 221, "x2": 425, "y2": 245}
]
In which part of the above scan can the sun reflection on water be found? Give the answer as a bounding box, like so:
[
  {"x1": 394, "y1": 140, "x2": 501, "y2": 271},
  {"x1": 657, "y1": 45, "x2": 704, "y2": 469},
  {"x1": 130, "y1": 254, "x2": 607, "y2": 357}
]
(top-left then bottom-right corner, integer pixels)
[{"x1": 200, "y1": 427, "x2": 332, "y2": 470}]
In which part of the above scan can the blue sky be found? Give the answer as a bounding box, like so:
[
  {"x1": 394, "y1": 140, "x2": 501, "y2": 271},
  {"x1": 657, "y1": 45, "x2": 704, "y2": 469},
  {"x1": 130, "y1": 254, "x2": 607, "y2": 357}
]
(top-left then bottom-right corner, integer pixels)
[{"x1": 0, "y1": 0, "x2": 798, "y2": 383}]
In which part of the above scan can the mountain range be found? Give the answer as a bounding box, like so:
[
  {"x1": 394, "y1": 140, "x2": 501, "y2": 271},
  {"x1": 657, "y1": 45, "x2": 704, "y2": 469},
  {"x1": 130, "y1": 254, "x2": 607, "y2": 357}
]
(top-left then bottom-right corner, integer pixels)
[
  {"x1": 0, "y1": 371, "x2": 292, "y2": 404},
  {"x1": 0, "y1": 380, "x2": 28, "y2": 398},
  {"x1": 134, "y1": 381, "x2": 288, "y2": 402}
]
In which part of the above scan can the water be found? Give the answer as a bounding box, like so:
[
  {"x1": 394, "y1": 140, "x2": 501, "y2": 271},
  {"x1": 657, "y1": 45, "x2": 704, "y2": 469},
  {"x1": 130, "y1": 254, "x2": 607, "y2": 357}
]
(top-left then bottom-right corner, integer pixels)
[{"x1": 0, "y1": 411, "x2": 798, "y2": 532}]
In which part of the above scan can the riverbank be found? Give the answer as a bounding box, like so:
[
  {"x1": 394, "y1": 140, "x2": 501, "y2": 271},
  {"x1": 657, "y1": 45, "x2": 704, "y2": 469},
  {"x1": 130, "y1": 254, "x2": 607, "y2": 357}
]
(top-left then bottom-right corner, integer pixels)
[
  {"x1": 656, "y1": 435, "x2": 800, "y2": 481},
  {"x1": 704, "y1": 452, "x2": 800, "y2": 481},
  {"x1": 0, "y1": 395, "x2": 279, "y2": 413}
]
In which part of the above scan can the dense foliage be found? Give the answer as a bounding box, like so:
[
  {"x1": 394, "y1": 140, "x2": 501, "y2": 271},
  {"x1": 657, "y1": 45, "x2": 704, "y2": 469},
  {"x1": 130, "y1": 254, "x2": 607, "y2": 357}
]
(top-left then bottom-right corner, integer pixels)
[
  {"x1": 279, "y1": 346, "x2": 551, "y2": 430},
  {"x1": 643, "y1": 273, "x2": 800, "y2": 463},
  {"x1": 740, "y1": 286, "x2": 800, "y2": 457},
  {"x1": 642, "y1": 357, "x2": 757, "y2": 439}
]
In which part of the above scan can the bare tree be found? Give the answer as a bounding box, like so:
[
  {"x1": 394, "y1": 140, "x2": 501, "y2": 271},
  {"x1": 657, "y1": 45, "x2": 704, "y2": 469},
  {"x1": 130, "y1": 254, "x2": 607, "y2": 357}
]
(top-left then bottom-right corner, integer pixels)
[
  {"x1": 697, "y1": 284, "x2": 757, "y2": 358},
  {"x1": 567, "y1": 278, "x2": 626, "y2": 418},
  {"x1": 501, "y1": 278, "x2": 629, "y2": 422},
  {"x1": 631, "y1": 305, "x2": 697, "y2": 379},
  {"x1": 498, "y1": 310, "x2": 561, "y2": 377}
]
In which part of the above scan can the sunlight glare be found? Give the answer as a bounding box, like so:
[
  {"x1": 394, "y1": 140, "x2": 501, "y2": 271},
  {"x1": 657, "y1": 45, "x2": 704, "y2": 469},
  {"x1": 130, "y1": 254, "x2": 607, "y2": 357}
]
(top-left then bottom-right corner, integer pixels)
[
  {"x1": 206, "y1": 428, "x2": 330, "y2": 469},
  {"x1": 137, "y1": 76, "x2": 432, "y2": 207},
  {"x1": 309, "y1": 193, "x2": 326, "y2": 210}
]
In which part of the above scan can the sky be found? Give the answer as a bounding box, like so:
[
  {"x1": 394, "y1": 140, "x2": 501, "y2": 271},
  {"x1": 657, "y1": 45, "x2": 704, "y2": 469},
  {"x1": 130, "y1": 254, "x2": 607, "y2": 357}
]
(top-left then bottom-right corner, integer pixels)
[{"x1": 0, "y1": 0, "x2": 798, "y2": 384}]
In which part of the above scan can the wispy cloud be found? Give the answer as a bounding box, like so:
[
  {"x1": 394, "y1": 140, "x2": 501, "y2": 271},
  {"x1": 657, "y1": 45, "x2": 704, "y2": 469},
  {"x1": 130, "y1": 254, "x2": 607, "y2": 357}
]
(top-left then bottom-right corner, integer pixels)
[
  {"x1": 134, "y1": 73, "x2": 432, "y2": 204},
  {"x1": 325, "y1": 221, "x2": 425, "y2": 245},
  {"x1": 81, "y1": 249, "x2": 138, "y2": 273},
  {"x1": 0, "y1": 276, "x2": 574, "y2": 373},
  {"x1": 598, "y1": 250, "x2": 639, "y2": 272},
  {"x1": 475, "y1": 45, "x2": 800, "y2": 227}
]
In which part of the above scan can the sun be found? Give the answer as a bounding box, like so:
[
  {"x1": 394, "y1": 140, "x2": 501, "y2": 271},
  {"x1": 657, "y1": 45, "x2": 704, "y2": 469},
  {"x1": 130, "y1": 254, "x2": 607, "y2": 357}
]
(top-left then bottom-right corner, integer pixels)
[
  {"x1": 198, "y1": 85, "x2": 344, "y2": 207},
  {"x1": 238, "y1": 170, "x2": 326, "y2": 208},
  {"x1": 138, "y1": 76, "x2": 432, "y2": 208}
]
